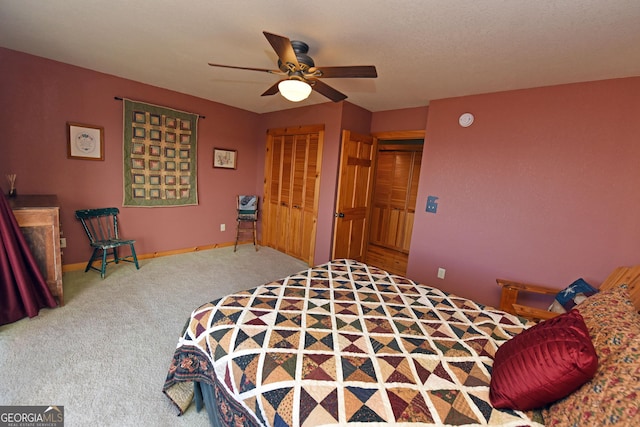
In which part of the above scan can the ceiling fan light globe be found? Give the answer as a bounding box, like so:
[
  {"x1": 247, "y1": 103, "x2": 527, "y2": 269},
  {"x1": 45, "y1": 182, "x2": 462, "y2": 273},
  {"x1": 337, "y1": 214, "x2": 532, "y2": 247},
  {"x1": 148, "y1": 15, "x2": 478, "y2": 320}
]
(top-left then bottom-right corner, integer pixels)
[{"x1": 278, "y1": 79, "x2": 312, "y2": 102}]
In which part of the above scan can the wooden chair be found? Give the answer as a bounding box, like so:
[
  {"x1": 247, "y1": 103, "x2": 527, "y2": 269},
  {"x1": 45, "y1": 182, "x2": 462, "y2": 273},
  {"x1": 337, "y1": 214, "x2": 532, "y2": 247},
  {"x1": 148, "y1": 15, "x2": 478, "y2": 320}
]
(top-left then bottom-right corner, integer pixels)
[
  {"x1": 75, "y1": 207, "x2": 140, "y2": 278},
  {"x1": 497, "y1": 265, "x2": 640, "y2": 321},
  {"x1": 234, "y1": 195, "x2": 258, "y2": 252}
]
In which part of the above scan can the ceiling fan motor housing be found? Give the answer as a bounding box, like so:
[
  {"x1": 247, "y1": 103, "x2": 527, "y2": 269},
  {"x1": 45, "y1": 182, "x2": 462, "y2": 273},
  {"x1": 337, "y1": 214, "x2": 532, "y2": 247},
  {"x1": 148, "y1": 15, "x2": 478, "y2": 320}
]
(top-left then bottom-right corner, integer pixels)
[{"x1": 278, "y1": 40, "x2": 315, "y2": 72}]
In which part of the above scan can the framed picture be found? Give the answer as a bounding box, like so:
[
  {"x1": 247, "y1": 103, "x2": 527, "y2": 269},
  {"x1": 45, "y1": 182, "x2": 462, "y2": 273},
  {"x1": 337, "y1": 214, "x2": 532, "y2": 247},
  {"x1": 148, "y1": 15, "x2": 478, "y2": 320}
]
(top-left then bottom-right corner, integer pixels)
[
  {"x1": 213, "y1": 147, "x2": 237, "y2": 169},
  {"x1": 67, "y1": 122, "x2": 104, "y2": 160}
]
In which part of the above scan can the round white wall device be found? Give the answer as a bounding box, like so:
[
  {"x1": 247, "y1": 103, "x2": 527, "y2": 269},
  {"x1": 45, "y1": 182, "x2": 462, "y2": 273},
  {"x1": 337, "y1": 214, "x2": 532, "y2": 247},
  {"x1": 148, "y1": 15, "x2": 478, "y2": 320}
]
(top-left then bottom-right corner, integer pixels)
[{"x1": 459, "y1": 113, "x2": 474, "y2": 128}]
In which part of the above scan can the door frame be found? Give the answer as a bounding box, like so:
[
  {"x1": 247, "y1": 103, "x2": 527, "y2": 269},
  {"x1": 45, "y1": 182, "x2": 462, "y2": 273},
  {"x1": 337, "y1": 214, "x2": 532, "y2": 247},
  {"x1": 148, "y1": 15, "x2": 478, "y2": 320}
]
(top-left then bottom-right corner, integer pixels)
[
  {"x1": 369, "y1": 129, "x2": 425, "y2": 257},
  {"x1": 331, "y1": 130, "x2": 426, "y2": 258},
  {"x1": 372, "y1": 130, "x2": 425, "y2": 140}
]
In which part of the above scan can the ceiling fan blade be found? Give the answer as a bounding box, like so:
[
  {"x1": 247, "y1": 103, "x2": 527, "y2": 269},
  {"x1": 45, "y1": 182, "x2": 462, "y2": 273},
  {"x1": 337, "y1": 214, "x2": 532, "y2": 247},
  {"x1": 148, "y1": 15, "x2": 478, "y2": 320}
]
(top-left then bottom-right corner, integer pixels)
[
  {"x1": 261, "y1": 81, "x2": 281, "y2": 97},
  {"x1": 309, "y1": 65, "x2": 378, "y2": 79},
  {"x1": 310, "y1": 79, "x2": 347, "y2": 102},
  {"x1": 208, "y1": 63, "x2": 283, "y2": 74},
  {"x1": 263, "y1": 31, "x2": 300, "y2": 72}
]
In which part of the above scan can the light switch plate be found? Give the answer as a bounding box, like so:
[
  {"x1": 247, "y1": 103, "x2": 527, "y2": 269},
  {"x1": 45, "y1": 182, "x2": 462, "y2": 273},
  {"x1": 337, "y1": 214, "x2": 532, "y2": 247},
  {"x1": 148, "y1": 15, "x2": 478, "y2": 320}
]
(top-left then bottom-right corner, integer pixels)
[{"x1": 426, "y1": 196, "x2": 439, "y2": 213}]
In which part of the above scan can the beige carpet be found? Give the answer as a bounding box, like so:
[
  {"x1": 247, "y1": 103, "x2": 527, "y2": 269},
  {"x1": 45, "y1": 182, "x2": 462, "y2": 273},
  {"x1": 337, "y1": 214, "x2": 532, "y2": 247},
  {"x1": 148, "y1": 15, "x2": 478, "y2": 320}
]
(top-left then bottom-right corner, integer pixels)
[{"x1": 0, "y1": 245, "x2": 309, "y2": 426}]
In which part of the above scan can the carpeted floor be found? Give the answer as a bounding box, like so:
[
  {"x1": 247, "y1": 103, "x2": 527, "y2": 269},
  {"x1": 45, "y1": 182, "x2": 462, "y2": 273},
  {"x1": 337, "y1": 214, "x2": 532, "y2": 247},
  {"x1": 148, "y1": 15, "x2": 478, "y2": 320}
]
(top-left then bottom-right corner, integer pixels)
[{"x1": 0, "y1": 245, "x2": 309, "y2": 426}]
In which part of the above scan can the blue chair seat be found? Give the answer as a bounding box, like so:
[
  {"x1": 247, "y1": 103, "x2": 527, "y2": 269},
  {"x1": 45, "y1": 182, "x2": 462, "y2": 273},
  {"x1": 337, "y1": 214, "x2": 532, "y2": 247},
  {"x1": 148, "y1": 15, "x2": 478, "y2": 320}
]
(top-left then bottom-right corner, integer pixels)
[{"x1": 235, "y1": 196, "x2": 258, "y2": 252}]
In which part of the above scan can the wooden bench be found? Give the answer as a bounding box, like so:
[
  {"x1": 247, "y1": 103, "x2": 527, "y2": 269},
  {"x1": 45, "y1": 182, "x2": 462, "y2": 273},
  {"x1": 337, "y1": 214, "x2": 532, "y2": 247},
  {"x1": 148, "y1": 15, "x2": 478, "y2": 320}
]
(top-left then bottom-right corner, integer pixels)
[{"x1": 497, "y1": 265, "x2": 640, "y2": 321}]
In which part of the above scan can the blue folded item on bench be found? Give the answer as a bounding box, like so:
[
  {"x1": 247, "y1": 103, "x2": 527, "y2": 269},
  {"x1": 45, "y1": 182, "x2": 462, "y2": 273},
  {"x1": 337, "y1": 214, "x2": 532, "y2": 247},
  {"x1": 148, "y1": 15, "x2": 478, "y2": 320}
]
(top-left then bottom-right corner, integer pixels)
[{"x1": 548, "y1": 278, "x2": 598, "y2": 313}]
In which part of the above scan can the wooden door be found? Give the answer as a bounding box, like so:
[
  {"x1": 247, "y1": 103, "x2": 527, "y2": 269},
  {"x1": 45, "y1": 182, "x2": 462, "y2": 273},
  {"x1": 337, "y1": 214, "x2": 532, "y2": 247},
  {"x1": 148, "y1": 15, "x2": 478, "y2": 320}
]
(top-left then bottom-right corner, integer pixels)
[
  {"x1": 331, "y1": 130, "x2": 377, "y2": 260},
  {"x1": 263, "y1": 125, "x2": 323, "y2": 265}
]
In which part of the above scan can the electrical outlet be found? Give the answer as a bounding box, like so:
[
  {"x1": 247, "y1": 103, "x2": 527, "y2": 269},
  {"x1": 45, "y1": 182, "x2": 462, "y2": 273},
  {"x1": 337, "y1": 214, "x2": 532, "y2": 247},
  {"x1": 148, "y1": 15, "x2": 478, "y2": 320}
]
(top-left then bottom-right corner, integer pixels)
[
  {"x1": 60, "y1": 238, "x2": 67, "y2": 248},
  {"x1": 220, "y1": 224, "x2": 225, "y2": 231},
  {"x1": 437, "y1": 267, "x2": 446, "y2": 279}
]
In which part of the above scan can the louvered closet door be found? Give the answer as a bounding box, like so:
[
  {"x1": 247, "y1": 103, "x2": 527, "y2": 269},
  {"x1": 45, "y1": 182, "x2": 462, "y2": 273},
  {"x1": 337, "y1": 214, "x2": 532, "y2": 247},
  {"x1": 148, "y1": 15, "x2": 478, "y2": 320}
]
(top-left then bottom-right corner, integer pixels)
[
  {"x1": 276, "y1": 135, "x2": 294, "y2": 253},
  {"x1": 369, "y1": 150, "x2": 421, "y2": 252},
  {"x1": 294, "y1": 132, "x2": 320, "y2": 263},
  {"x1": 263, "y1": 126, "x2": 323, "y2": 265}
]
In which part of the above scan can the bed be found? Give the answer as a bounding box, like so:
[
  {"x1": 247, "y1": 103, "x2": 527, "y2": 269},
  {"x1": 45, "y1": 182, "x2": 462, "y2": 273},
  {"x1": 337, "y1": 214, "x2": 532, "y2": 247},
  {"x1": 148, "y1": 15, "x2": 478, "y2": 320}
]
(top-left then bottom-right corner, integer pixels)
[{"x1": 163, "y1": 259, "x2": 640, "y2": 426}]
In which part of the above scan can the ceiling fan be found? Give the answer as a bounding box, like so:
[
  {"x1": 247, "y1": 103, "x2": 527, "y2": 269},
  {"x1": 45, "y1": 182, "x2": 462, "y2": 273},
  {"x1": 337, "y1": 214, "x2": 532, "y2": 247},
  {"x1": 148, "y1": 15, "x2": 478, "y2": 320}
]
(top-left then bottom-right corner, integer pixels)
[{"x1": 208, "y1": 31, "x2": 377, "y2": 103}]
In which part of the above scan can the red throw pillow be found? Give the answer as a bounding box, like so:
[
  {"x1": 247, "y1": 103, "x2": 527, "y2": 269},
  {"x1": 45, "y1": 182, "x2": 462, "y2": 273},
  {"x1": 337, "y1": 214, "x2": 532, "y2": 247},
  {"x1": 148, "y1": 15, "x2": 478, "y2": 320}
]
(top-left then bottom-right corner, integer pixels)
[{"x1": 489, "y1": 309, "x2": 598, "y2": 411}]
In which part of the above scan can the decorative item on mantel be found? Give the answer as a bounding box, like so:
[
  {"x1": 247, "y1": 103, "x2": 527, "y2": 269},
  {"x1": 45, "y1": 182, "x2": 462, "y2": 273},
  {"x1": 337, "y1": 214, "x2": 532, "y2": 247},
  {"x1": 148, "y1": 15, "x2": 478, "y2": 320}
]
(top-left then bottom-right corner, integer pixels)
[{"x1": 6, "y1": 174, "x2": 16, "y2": 197}]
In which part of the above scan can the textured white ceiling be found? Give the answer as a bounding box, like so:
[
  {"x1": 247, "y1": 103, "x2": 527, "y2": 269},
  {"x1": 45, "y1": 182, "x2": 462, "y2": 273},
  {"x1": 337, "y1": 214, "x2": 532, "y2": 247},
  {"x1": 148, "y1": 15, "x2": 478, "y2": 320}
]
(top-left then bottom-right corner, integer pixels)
[{"x1": 1, "y1": 0, "x2": 639, "y2": 113}]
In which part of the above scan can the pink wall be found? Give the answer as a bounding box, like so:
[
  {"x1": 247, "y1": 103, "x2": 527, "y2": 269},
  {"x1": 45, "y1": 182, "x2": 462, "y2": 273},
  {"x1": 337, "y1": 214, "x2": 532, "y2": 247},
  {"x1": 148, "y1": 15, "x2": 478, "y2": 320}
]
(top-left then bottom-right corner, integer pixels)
[
  {"x1": 408, "y1": 77, "x2": 640, "y2": 308},
  {"x1": 0, "y1": 47, "x2": 374, "y2": 268},
  {"x1": 3, "y1": 47, "x2": 639, "y2": 310},
  {"x1": 371, "y1": 106, "x2": 429, "y2": 133},
  {"x1": 0, "y1": 48, "x2": 261, "y2": 265}
]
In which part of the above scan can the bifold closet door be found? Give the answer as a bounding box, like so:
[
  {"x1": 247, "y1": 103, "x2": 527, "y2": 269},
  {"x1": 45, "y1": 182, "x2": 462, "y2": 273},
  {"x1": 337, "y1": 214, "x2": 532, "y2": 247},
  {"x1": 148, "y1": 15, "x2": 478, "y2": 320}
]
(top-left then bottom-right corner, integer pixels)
[
  {"x1": 369, "y1": 150, "x2": 421, "y2": 252},
  {"x1": 263, "y1": 126, "x2": 323, "y2": 265}
]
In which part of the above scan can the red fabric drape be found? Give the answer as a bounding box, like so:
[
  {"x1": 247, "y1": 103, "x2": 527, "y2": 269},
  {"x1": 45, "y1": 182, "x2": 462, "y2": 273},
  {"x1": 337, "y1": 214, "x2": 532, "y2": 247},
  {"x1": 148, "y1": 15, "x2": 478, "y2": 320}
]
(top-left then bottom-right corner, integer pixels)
[{"x1": 0, "y1": 193, "x2": 57, "y2": 326}]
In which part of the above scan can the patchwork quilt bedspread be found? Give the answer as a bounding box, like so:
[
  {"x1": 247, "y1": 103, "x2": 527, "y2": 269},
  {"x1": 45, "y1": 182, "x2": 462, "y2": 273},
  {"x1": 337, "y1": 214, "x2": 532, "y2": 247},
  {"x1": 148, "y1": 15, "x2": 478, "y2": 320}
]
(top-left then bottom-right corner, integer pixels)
[{"x1": 164, "y1": 259, "x2": 544, "y2": 426}]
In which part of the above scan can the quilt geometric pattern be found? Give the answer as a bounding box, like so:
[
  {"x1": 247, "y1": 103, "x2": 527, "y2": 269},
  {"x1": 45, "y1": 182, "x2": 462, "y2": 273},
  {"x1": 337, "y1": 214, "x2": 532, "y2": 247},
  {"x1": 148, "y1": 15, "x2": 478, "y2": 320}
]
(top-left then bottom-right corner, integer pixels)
[
  {"x1": 123, "y1": 99, "x2": 198, "y2": 207},
  {"x1": 164, "y1": 259, "x2": 545, "y2": 426}
]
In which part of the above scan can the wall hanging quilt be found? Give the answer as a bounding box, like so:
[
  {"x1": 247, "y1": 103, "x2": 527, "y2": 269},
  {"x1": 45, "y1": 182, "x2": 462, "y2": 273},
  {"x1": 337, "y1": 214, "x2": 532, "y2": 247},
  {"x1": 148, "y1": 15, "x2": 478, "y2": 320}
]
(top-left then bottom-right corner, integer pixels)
[{"x1": 123, "y1": 99, "x2": 198, "y2": 207}]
